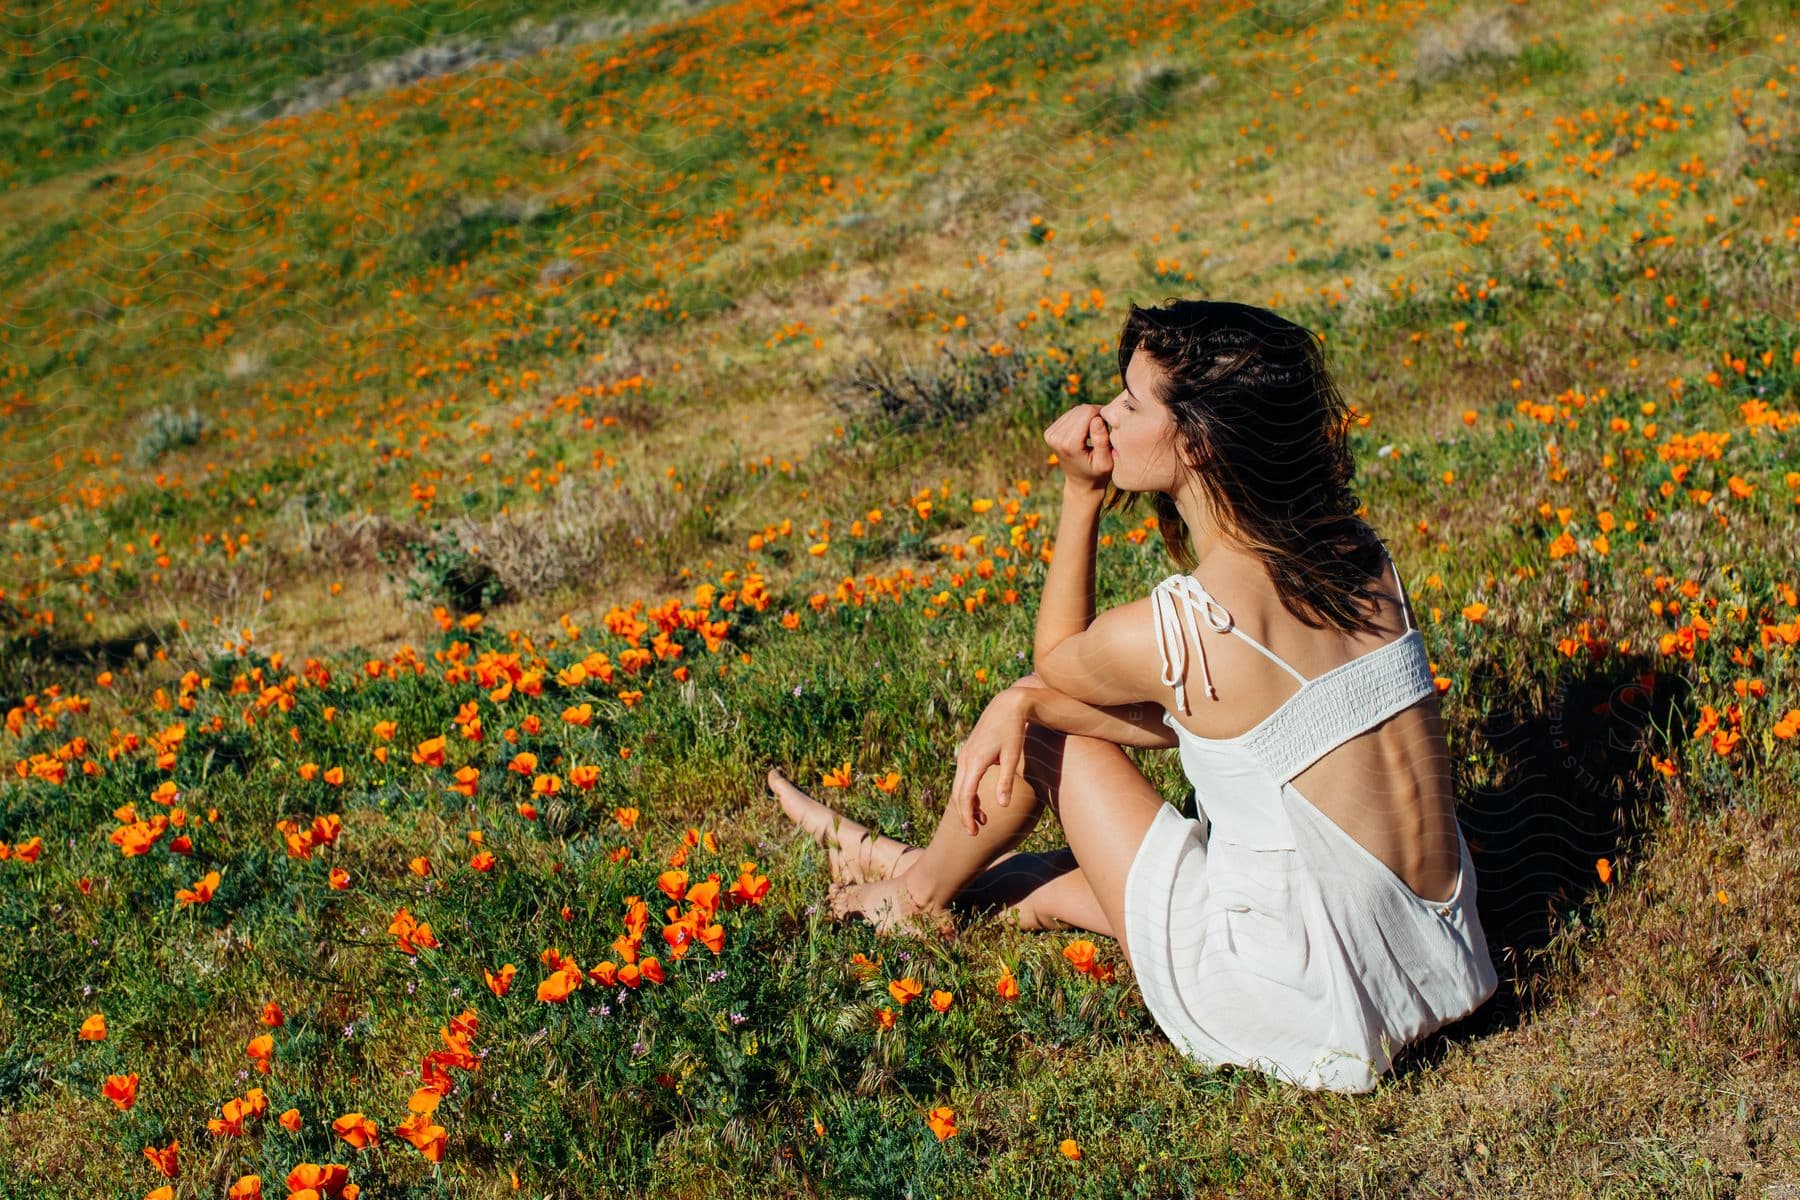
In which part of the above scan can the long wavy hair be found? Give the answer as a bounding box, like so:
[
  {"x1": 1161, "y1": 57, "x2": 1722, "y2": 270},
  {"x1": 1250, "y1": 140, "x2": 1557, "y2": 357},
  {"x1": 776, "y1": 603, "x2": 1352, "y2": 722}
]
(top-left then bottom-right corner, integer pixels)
[{"x1": 1103, "y1": 298, "x2": 1392, "y2": 639}]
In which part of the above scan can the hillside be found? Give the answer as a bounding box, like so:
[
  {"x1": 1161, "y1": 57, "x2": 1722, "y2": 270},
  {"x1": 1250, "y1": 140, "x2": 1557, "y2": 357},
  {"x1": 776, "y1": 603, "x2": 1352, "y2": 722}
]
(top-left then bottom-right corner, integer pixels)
[{"x1": 2, "y1": 0, "x2": 1798, "y2": 1194}]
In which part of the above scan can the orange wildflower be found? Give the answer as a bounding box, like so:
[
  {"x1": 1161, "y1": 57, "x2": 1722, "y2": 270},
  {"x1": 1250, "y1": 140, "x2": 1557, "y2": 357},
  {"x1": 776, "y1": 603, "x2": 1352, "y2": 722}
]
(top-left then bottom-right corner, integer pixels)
[
  {"x1": 79, "y1": 1013, "x2": 107, "y2": 1041},
  {"x1": 997, "y1": 968, "x2": 1020, "y2": 1001},
  {"x1": 176, "y1": 869, "x2": 221, "y2": 907},
  {"x1": 331, "y1": 1112, "x2": 378, "y2": 1150},
  {"x1": 486, "y1": 963, "x2": 517, "y2": 997},
  {"x1": 1062, "y1": 939, "x2": 1099, "y2": 976},
  {"x1": 537, "y1": 964, "x2": 582, "y2": 1003},
  {"x1": 926, "y1": 1106, "x2": 957, "y2": 1140},
  {"x1": 228, "y1": 1175, "x2": 263, "y2": 1199},
  {"x1": 103, "y1": 1072, "x2": 138, "y2": 1110},
  {"x1": 888, "y1": 978, "x2": 924, "y2": 1006},
  {"x1": 143, "y1": 1138, "x2": 179, "y2": 1178},
  {"x1": 284, "y1": 1163, "x2": 354, "y2": 1198}
]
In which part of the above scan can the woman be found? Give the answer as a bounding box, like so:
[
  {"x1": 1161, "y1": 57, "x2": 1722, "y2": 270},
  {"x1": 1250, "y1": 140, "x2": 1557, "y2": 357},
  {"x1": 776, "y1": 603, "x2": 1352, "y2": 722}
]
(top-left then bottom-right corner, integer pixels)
[{"x1": 770, "y1": 298, "x2": 1499, "y2": 1093}]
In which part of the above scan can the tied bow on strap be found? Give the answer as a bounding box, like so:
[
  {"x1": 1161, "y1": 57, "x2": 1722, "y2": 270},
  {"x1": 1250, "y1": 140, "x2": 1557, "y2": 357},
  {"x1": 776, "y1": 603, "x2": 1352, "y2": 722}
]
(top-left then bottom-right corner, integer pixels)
[{"x1": 1152, "y1": 576, "x2": 1234, "y2": 715}]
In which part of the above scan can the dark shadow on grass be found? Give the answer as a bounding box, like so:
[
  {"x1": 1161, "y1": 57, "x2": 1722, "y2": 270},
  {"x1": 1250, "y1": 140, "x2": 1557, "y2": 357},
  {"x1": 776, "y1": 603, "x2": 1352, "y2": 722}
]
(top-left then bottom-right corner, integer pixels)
[
  {"x1": 0, "y1": 625, "x2": 172, "y2": 711},
  {"x1": 1386, "y1": 651, "x2": 1692, "y2": 1081}
]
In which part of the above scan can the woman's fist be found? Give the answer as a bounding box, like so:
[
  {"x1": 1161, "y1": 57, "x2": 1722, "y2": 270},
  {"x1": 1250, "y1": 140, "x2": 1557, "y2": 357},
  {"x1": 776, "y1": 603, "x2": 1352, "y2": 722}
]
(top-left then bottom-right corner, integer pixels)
[{"x1": 1045, "y1": 403, "x2": 1113, "y2": 491}]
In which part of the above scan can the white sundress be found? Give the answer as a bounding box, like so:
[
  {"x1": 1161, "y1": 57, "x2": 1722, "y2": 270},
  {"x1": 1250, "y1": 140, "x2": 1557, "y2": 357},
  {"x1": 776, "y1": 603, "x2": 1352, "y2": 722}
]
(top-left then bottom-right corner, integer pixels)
[{"x1": 1122, "y1": 542, "x2": 1500, "y2": 1094}]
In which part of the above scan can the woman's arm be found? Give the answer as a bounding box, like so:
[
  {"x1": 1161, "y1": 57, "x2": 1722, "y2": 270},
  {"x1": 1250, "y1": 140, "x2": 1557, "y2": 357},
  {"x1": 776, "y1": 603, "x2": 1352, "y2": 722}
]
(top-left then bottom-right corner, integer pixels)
[
  {"x1": 1016, "y1": 682, "x2": 1179, "y2": 750},
  {"x1": 1034, "y1": 481, "x2": 1105, "y2": 664}
]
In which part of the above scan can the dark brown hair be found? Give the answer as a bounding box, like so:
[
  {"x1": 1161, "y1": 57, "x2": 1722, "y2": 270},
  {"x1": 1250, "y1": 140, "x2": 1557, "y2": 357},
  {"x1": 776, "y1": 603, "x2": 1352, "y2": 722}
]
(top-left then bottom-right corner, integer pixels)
[{"x1": 1103, "y1": 297, "x2": 1391, "y2": 638}]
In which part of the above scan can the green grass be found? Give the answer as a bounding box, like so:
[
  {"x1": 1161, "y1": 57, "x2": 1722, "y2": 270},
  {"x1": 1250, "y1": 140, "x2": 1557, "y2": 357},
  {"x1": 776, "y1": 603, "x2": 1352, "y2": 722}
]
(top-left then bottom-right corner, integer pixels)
[{"x1": 3, "y1": 0, "x2": 1800, "y2": 1194}]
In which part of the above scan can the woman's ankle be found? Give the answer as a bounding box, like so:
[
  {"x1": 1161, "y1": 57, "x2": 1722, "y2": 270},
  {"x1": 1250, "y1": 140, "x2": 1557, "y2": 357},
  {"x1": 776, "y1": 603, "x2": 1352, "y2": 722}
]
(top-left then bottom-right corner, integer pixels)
[{"x1": 899, "y1": 859, "x2": 954, "y2": 913}]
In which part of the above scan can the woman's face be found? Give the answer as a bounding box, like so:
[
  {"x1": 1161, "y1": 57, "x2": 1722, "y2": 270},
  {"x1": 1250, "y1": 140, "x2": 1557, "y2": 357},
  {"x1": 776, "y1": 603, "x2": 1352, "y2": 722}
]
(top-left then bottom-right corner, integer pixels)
[{"x1": 1099, "y1": 348, "x2": 1188, "y2": 494}]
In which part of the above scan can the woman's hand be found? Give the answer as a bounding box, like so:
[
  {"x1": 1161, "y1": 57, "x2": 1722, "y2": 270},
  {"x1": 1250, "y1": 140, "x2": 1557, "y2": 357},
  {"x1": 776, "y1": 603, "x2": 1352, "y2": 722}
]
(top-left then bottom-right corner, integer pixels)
[
  {"x1": 950, "y1": 683, "x2": 1038, "y2": 837},
  {"x1": 1044, "y1": 402, "x2": 1113, "y2": 492}
]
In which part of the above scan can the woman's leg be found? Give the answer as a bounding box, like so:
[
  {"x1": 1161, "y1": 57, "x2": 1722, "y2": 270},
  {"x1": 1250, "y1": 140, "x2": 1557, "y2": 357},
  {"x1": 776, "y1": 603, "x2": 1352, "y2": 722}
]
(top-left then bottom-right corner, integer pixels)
[
  {"x1": 772, "y1": 764, "x2": 1113, "y2": 935},
  {"x1": 827, "y1": 726, "x2": 1165, "y2": 966}
]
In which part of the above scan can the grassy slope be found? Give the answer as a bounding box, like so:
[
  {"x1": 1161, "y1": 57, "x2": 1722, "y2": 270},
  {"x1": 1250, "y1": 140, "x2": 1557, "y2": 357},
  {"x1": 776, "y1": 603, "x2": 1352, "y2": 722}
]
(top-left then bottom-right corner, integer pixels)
[{"x1": 2, "y1": 0, "x2": 1800, "y2": 1195}]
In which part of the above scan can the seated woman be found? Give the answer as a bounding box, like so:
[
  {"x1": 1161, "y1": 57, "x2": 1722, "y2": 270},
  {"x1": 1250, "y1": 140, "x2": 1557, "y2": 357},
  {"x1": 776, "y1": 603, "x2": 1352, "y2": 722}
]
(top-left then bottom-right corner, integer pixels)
[{"x1": 771, "y1": 297, "x2": 1499, "y2": 1093}]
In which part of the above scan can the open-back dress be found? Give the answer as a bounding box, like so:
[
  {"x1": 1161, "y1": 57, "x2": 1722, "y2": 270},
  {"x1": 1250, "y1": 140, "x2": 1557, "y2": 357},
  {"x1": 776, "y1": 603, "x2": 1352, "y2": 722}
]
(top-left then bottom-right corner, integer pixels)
[{"x1": 1121, "y1": 542, "x2": 1499, "y2": 1092}]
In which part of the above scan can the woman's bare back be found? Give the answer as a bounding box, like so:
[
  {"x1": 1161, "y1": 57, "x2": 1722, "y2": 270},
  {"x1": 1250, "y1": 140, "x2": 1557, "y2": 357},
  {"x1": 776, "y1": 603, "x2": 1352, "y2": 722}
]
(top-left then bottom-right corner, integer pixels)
[{"x1": 1157, "y1": 549, "x2": 1462, "y2": 905}]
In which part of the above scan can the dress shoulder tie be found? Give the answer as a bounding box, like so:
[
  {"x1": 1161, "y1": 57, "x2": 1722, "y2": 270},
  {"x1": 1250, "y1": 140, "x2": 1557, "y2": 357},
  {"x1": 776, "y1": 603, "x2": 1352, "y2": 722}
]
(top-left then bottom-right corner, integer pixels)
[{"x1": 1152, "y1": 576, "x2": 1234, "y2": 715}]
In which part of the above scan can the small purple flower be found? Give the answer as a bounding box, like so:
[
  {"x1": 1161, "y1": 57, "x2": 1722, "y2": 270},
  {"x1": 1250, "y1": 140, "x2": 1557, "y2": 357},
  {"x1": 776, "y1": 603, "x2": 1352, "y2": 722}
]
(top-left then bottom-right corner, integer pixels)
[
  {"x1": 792, "y1": 684, "x2": 803, "y2": 698},
  {"x1": 729, "y1": 1012, "x2": 748, "y2": 1026},
  {"x1": 631, "y1": 1040, "x2": 649, "y2": 1058},
  {"x1": 342, "y1": 1023, "x2": 355, "y2": 1038}
]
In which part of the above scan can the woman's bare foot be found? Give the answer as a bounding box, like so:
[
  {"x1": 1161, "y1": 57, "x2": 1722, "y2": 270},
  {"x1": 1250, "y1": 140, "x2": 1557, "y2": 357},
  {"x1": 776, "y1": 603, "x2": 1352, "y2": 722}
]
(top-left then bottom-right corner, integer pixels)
[
  {"x1": 769, "y1": 767, "x2": 922, "y2": 885},
  {"x1": 826, "y1": 875, "x2": 955, "y2": 938}
]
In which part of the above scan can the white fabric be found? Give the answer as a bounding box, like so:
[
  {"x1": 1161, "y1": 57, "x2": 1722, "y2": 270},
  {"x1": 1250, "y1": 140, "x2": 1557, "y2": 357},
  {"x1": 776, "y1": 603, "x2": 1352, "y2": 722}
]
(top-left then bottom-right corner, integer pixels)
[{"x1": 1123, "y1": 545, "x2": 1499, "y2": 1093}]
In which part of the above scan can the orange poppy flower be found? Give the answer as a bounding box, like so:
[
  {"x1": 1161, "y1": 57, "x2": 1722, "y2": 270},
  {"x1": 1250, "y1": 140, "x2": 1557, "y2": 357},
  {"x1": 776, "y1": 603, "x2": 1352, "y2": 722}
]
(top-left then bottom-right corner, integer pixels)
[
  {"x1": 227, "y1": 1175, "x2": 263, "y2": 1199},
  {"x1": 79, "y1": 1013, "x2": 107, "y2": 1041},
  {"x1": 246, "y1": 1033, "x2": 274, "y2": 1073},
  {"x1": 142, "y1": 1137, "x2": 179, "y2": 1178},
  {"x1": 331, "y1": 1112, "x2": 378, "y2": 1150},
  {"x1": 176, "y1": 870, "x2": 221, "y2": 907},
  {"x1": 1062, "y1": 939, "x2": 1098, "y2": 976},
  {"x1": 929, "y1": 990, "x2": 955, "y2": 1013},
  {"x1": 284, "y1": 1163, "x2": 351, "y2": 1197},
  {"x1": 926, "y1": 1106, "x2": 957, "y2": 1140},
  {"x1": 103, "y1": 1072, "x2": 138, "y2": 1110},
  {"x1": 278, "y1": 1108, "x2": 303, "y2": 1133},
  {"x1": 728, "y1": 869, "x2": 770, "y2": 907},
  {"x1": 1059, "y1": 1138, "x2": 1082, "y2": 1160},
  {"x1": 486, "y1": 963, "x2": 517, "y2": 997},
  {"x1": 328, "y1": 867, "x2": 351, "y2": 890},
  {"x1": 888, "y1": 978, "x2": 923, "y2": 1006},
  {"x1": 537, "y1": 965, "x2": 582, "y2": 1004},
  {"x1": 997, "y1": 968, "x2": 1020, "y2": 1001},
  {"x1": 260, "y1": 1001, "x2": 285, "y2": 1027},
  {"x1": 396, "y1": 1112, "x2": 448, "y2": 1162}
]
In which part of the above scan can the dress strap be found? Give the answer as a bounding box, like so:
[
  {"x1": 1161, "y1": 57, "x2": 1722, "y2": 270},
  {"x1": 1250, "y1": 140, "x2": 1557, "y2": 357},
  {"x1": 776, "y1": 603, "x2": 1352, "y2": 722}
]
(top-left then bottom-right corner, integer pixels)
[
  {"x1": 1380, "y1": 540, "x2": 1414, "y2": 633},
  {"x1": 1152, "y1": 575, "x2": 1308, "y2": 715}
]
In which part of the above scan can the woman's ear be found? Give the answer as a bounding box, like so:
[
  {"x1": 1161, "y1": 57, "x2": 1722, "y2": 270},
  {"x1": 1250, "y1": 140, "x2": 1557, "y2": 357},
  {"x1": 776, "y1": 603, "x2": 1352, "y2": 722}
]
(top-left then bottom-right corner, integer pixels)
[{"x1": 1175, "y1": 433, "x2": 1205, "y2": 472}]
